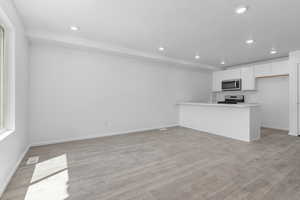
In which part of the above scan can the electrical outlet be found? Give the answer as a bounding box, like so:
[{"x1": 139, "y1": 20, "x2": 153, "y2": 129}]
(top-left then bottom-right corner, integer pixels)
[{"x1": 26, "y1": 156, "x2": 39, "y2": 165}]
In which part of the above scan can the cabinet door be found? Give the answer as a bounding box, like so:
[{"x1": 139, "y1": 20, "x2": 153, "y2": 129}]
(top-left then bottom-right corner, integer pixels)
[
  {"x1": 222, "y1": 69, "x2": 241, "y2": 80},
  {"x1": 272, "y1": 61, "x2": 290, "y2": 76},
  {"x1": 254, "y1": 63, "x2": 272, "y2": 77},
  {"x1": 241, "y1": 67, "x2": 255, "y2": 91},
  {"x1": 212, "y1": 71, "x2": 222, "y2": 92}
]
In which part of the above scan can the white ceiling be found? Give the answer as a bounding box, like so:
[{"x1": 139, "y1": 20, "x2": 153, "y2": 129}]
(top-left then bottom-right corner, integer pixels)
[{"x1": 13, "y1": 0, "x2": 300, "y2": 67}]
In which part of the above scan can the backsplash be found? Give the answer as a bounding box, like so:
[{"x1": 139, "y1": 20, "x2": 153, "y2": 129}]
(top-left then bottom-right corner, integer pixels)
[{"x1": 212, "y1": 91, "x2": 259, "y2": 103}]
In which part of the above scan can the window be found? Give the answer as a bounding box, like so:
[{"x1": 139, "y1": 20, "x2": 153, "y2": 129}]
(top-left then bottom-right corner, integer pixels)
[
  {"x1": 0, "y1": 10, "x2": 15, "y2": 139},
  {"x1": 0, "y1": 26, "x2": 4, "y2": 130}
]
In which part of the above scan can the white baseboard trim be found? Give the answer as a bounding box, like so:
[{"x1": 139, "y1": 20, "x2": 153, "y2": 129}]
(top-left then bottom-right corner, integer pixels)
[
  {"x1": 0, "y1": 124, "x2": 179, "y2": 197},
  {"x1": 0, "y1": 145, "x2": 30, "y2": 198},
  {"x1": 261, "y1": 126, "x2": 289, "y2": 132},
  {"x1": 179, "y1": 125, "x2": 251, "y2": 142},
  {"x1": 31, "y1": 124, "x2": 179, "y2": 147},
  {"x1": 288, "y1": 131, "x2": 298, "y2": 136}
]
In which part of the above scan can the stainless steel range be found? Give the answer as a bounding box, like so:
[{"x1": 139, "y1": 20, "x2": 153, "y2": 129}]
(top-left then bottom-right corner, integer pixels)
[{"x1": 217, "y1": 95, "x2": 245, "y2": 104}]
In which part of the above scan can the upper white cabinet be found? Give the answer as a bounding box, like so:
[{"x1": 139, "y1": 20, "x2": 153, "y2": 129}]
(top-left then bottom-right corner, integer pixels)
[
  {"x1": 241, "y1": 67, "x2": 255, "y2": 91},
  {"x1": 212, "y1": 69, "x2": 241, "y2": 92},
  {"x1": 254, "y1": 63, "x2": 272, "y2": 77},
  {"x1": 254, "y1": 60, "x2": 290, "y2": 78},
  {"x1": 271, "y1": 61, "x2": 290, "y2": 76},
  {"x1": 221, "y1": 69, "x2": 241, "y2": 80},
  {"x1": 212, "y1": 60, "x2": 290, "y2": 92}
]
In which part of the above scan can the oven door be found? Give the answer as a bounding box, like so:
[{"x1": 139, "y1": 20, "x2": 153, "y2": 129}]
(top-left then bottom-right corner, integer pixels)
[{"x1": 222, "y1": 79, "x2": 241, "y2": 91}]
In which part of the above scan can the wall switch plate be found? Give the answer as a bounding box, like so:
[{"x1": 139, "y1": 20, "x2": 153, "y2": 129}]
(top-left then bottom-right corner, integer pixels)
[{"x1": 26, "y1": 156, "x2": 39, "y2": 165}]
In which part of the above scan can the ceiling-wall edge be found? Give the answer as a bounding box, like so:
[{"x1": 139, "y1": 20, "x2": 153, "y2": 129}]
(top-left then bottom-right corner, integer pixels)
[{"x1": 26, "y1": 30, "x2": 218, "y2": 70}]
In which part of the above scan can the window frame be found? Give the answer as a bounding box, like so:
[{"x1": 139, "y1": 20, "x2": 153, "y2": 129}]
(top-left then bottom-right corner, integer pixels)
[
  {"x1": 0, "y1": 7, "x2": 16, "y2": 140},
  {"x1": 0, "y1": 25, "x2": 4, "y2": 131}
]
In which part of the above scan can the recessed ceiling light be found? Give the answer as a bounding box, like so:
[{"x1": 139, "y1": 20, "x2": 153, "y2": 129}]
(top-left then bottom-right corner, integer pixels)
[
  {"x1": 158, "y1": 46, "x2": 164, "y2": 52},
  {"x1": 246, "y1": 39, "x2": 254, "y2": 45},
  {"x1": 235, "y1": 6, "x2": 248, "y2": 14},
  {"x1": 270, "y1": 49, "x2": 277, "y2": 55},
  {"x1": 70, "y1": 26, "x2": 79, "y2": 31},
  {"x1": 221, "y1": 61, "x2": 226, "y2": 65},
  {"x1": 195, "y1": 54, "x2": 200, "y2": 60}
]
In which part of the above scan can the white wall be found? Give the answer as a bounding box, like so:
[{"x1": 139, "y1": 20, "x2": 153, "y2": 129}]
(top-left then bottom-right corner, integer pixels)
[
  {"x1": 29, "y1": 42, "x2": 212, "y2": 145},
  {"x1": 0, "y1": 0, "x2": 29, "y2": 196},
  {"x1": 256, "y1": 76, "x2": 289, "y2": 130}
]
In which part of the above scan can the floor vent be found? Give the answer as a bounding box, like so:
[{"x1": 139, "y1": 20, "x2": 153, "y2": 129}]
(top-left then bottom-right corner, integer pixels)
[{"x1": 26, "y1": 156, "x2": 39, "y2": 165}]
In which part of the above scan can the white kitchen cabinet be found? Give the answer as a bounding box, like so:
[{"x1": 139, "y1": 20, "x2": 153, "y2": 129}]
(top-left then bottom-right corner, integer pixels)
[
  {"x1": 271, "y1": 61, "x2": 290, "y2": 76},
  {"x1": 254, "y1": 63, "x2": 272, "y2": 77},
  {"x1": 212, "y1": 69, "x2": 243, "y2": 92},
  {"x1": 212, "y1": 71, "x2": 222, "y2": 92},
  {"x1": 221, "y1": 69, "x2": 241, "y2": 80},
  {"x1": 254, "y1": 60, "x2": 290, "y2": 78},
  {"x1": 212, "y1": 60, "x2": 289, "y2": 92},
  {"x1": 241, "y1": 67, "x2": 255, "y2": 90}
]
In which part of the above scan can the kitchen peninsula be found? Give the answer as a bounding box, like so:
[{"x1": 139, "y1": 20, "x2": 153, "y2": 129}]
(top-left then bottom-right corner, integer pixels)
[{"x1": 178, "y1": 103, "x2": 261, "y2": 142}]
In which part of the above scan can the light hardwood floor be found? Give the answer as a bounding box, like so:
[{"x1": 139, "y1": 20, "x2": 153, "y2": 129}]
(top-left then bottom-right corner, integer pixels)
[{"x1": 1, "y1": 127, "x2": 300, "y2": 200}]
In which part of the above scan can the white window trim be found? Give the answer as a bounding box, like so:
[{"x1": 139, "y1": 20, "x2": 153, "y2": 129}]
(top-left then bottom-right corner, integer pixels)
[
  {"x1": 0, "y1": 6, "x2": 16, "y2": 141},
  {"x1": 0, "y1": 26, "x2": 3, "y2": 130}
]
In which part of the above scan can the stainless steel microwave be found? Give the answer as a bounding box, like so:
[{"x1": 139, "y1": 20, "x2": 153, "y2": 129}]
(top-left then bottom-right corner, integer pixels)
[{"x1": 221, "y1": 79, "x2": 241, "y2": 91}]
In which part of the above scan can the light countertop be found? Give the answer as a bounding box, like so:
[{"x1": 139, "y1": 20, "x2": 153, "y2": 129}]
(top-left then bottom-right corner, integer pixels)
[{"x1": 178, "y1": 102, "x2": 260, "y2": 108}]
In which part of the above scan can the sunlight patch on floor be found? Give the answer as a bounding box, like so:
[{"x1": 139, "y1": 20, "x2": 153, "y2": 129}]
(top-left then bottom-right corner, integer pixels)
[
  {"x1": 24, "y1": 154, "x2": 69, "y2": 200},
  {"x1": 31, "y1": 154, "x2": 68, "y2": 183}
]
